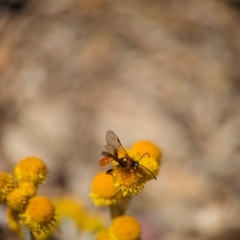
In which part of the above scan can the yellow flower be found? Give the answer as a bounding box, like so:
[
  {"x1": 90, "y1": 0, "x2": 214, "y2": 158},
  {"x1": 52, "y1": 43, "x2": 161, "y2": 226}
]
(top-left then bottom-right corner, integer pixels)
[
  {"x1": 80, "y1": 214, "x2": 104, "y2": 232},
  {"x1": 18, "y1": 181, "x2": 38, "y2": 198},
  {"x1": 6, "y1": 181, "x2": 38, "y2": 212},
  {"x1": 90, "y1": 171, "x2": 122, "y2": 206},
  {"x1": 54, "y1": 197, "x2": 103, "y2": 232},
  {"x1": 0, "y1": 172, "x2": 15, "y2": 202},
  {"x1": 131, "y1": 140, "x2": 162, "y2": 161},
  {"x1": 108, "y1": 215, "x2": 141, "y2": 240},
  {"x1": 96, "y1": 228, "x2": 109, "y2": 240},
  {"x1": 137, "y1": 156, "x2": 160, "y2": 178},
  {"x1": 19, "y1": 196, "x2": 56, "y2": 235},
  {"x1": 14, "y1": 157, "x2": 49, "y2": 185},
  {"x1": 33, "y1": 230, "x2": 53, "y2": 240},
  {"x1": 6, "y1": 206, "x2": 23, "y2": 237},
  {"x1": 6, "y1": 187, "x2": 27, "y2": 212},
  {"x1": 112, "y1": 167, "x2": 146, "y2": 196},
  {"x1": 99, "y1": 139, "x2": 161, "y2": 196},
  {"x1": 108, "y1": 148, "x2": 157, "y2": 196},
  {"x1": 131, "y1": 140, "x2": 162, "y2": 180},
  {"x1": 54, "y1": 197, "x2": 84, "y2": 220}
]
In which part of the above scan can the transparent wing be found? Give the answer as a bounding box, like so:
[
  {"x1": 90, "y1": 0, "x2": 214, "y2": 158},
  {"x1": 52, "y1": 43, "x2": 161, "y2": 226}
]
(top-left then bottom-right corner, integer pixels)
[{"x1": 105, "y1": 130, "x2": 129, "y2": 157}]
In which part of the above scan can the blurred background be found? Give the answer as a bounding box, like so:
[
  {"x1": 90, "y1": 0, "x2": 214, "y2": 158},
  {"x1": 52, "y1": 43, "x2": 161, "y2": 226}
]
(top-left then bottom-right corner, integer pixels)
[{"x1": 0, "y1": 0, "x2": 240, "y2": 239}]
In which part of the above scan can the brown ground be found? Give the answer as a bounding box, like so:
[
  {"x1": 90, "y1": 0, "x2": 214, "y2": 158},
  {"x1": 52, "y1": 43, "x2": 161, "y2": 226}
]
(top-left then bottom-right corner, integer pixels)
[{"x1": 0, "y1": 0, "x2": 240, "y2": 239}]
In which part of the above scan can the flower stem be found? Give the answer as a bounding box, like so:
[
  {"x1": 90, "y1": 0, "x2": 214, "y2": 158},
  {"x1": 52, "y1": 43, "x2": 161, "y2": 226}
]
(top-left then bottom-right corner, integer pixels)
[
  {"x1": 109, "y1": 195, "x2": 132, "y2": 219},
  {"x1": 21, "y1": 225, "x2": 35, "y2": 240},
  {"x1": 121, "y1": 195, "x2": 132, "y2": 213}
]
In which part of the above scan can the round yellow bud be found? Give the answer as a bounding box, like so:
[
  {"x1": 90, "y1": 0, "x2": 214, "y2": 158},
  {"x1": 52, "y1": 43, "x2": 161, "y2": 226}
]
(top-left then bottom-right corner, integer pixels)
[
  {"x1": 14, "y1": 157, "x2": 48, "y2": 185},
  {"x1": 0, "y1": 172, "x2": 15, "y2": 202},
  {"x1": 109, "y1": 215, "x2": 141, "y2": 240},
  {"x1": 19, "y1": 196, "x2": 56, "y2": 234},
  {"x1": 131, "y1": 140, "x2": 162, "y2": 161},
  {"x1": 90, "y1": 171, "x2": 121, "y2": 206}
]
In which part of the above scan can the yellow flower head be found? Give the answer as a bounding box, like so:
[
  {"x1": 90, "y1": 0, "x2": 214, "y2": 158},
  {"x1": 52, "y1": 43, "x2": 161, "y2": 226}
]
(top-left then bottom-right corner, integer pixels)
[
  {"x1": 18, "y1": 181, "x2": 38, "y2": 198},
  {"x1": 33, "y1": 230, "x2": 53, "y2": 240},
  {"x1": 131, "y1": 140, "x2": 162, "y2": 179},
  {"x1": 131, "y1": 140, "x2": 162, "y2": 161},
  {"x1": 6, "y1": 206, "x2": 23, "y2": 237},
  {"x1": 19, "y1": 196, "x2": 56, "y2": 235},
  {"x1": 96, "y1": 228, "x2": 109, "y2": 240},
  {"x1": 80, "y1": 213, "x2": 104, "y2": 232},
  {"x1": 54, "y1": 197, "x2": 84, "y2": 227},
  {"x1": 90, "y1": 171, "x2": 122, "y2": 206},
  {"x1": 54, "y1": 197, "x2": 103, "y2": 232},
  {"x1": 108, "y1": 215, "x2": 141, "y2": 240},
  {"x1": 108, "y1": 148, "x2": 158, "y2": 196},
  {"x1": 99, "y1": 132, "x2": 161, "y2": 196},
  {"x1": 0, "y1": 172, "x2": 15, "y2": 202},
  {"x1": 112, "y1": 166, "x2": 146, "y2": 196},
  {"x1": 6, "y1": 187, "x2": 27, "y2": 212},
  {"x1": 14, "y1": 157, "x2": 49, "y2": 185},
  {"x1": 137, "y1": 156, "x2": 160, "y2": 178}
]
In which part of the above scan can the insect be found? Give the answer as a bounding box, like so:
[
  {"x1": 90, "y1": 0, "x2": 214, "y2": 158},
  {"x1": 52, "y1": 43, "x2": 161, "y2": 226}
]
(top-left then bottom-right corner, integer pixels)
[{"x1": 99, "y1": 130, "x2": 157, "y2": 180}]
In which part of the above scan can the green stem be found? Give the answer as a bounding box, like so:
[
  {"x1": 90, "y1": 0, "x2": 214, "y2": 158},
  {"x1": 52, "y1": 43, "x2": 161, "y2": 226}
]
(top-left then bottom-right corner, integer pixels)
[
  {"x1": 109, "y1": 204, "x2": 123, "y2": 219},
  {"x1": 109, "y1": 195, "x2": 132, "y2": 219},
  {"x1": 120, "y1": 195, "x2": 132, "y2": 213},
  {"x1": 12, "y1": 210, "x2": 35, "y2": 240},
  {"x1": 21, "y1": 225, "x2": 35, "y2": 240}
]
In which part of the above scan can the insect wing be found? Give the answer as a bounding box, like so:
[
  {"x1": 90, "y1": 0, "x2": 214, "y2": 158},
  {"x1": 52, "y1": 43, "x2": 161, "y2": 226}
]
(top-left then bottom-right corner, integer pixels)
[
  {"x1": 105, "y1": 144, "x2": 117, "y2": 156},
  {"x1": 105, "y1": 130, "x2": 129, "y2": 157}
]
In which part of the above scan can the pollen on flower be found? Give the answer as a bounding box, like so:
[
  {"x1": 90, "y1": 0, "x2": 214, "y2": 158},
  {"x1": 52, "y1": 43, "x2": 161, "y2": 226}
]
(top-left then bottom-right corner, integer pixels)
[
  {"x1": 131, "y1": 140, "x2": 162, "y2": 161},
  {"x1": 19, "y1": 196, "x2": 56, "y2": 235},
  {"x1": 14, "y1": 157, "x2": 49, "y2": 185},
  {"x1": 112, "y1": 167, "x2": 146, "y2": 196},
  {"x1": 0, "y1": 172, "x2": 15, "y2": 202},
  {"x1": 90, "y1": 171, "x2": 121, "y2": 206},
  {"x1": 108, "y1": 215, "x2": 141, "y2": 240},
  {"x1": 6, "y1": 187, "x2": 27, "y2": 212}
]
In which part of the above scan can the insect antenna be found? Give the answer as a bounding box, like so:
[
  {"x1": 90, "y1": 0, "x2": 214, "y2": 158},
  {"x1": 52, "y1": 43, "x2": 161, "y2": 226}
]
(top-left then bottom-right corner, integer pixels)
[
  {"x1": 137, "y1": 152, "x2": 157, "y2": 180},
  {"x1": 137, "y1": 152, "x2": 150, "y2": 163}
]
